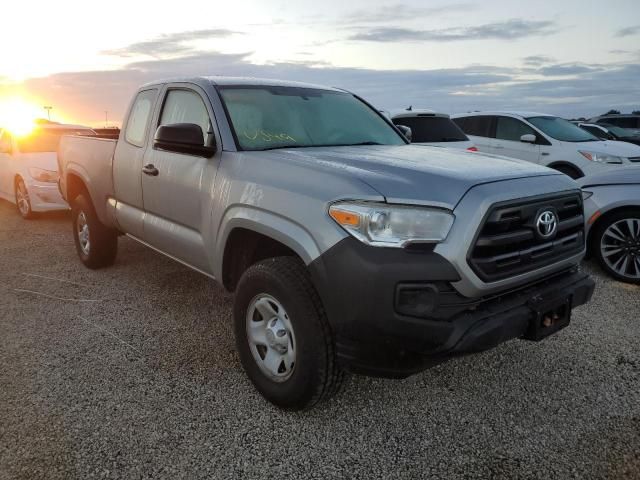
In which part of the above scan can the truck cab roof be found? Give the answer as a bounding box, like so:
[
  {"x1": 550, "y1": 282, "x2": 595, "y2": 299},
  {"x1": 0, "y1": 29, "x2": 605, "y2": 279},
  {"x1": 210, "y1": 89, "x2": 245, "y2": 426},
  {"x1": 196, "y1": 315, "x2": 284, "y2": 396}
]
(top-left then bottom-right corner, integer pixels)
[{"x1": 140, "y1": 76, "x2": 344, "y2": 92}]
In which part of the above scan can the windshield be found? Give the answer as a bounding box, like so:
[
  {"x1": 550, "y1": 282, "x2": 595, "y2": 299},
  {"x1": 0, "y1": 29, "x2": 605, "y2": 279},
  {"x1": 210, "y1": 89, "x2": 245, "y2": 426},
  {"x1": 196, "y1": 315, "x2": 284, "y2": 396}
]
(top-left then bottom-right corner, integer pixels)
[
  {"x1": 527, "y1": 116, "x2": 598, "y2": 142},
  {"x1": 392, "y1": 116, "x2": 468, "y2": 142},
  {"x1": 602, "y1": 124, "x2": 640, "y2": 138},
  {"x1": 17, "y1": 128, "x2": 95, "y2": 153},
  {"x1": 218, "y1": 86, "x2": 406, "y2": 151}
]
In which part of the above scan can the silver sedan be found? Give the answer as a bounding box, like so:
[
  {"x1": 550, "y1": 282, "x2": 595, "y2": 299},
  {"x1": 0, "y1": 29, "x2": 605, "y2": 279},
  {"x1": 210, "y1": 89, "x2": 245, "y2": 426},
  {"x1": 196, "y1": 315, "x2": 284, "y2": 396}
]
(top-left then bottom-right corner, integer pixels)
[{"x1": 580, "y1": 167, "x2": 640, "y2": 283}]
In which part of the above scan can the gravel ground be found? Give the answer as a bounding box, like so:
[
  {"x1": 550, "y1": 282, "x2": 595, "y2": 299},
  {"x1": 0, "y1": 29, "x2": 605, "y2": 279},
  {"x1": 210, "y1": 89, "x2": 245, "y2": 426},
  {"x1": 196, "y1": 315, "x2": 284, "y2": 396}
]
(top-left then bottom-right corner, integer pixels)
[{"x1": 0, "y1": 199, "x2": 638, "y2": 480}]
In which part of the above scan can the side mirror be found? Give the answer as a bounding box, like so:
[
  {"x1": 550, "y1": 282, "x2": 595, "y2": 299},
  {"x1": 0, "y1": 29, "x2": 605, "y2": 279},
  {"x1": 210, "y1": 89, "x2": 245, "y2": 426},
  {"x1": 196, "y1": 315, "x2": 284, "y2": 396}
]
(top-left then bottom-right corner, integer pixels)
[
  {"x1": 520, "y1": 133, "x2": 536, "y2": 144},
  {"x1": 154, "y1": 123, "x2": 216, "y2": 157},
  {"x1": 396, "y1": 125, "x2": 412, "y2": 142}
]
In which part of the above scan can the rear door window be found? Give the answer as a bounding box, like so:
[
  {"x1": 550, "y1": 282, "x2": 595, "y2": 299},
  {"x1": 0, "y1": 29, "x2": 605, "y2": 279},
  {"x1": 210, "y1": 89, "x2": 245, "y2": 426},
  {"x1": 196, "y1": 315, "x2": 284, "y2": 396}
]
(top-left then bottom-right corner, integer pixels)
[
  {"x1": 125, "y1": 89, "x2": 157, "y2": 147},
  {"x1": 454, "y1": 115, "x2": 493, "y2": 138},
  {"x1": 495, "y1": 116, "x2": 537, "y2": 142},
  {"x1": 392, "y1": 116, "x2": 468, "y2": 142}
]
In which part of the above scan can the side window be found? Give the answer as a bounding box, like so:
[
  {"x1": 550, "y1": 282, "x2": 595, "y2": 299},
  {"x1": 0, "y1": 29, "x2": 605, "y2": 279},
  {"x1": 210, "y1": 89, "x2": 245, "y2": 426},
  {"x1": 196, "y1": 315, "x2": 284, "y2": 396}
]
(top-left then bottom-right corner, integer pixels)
[
  {"x1": 495, "y1": 117, "x2": 537, "y2": 142},
  {"x1": 125, "y1": 89, "x2": 157, "y2": 147},
  {"x1": 457, "y1": 116, "x2": 493, "y2": 138},
  {"x1": 159, "y1": 89, "x2": 211, "y2": 140}
]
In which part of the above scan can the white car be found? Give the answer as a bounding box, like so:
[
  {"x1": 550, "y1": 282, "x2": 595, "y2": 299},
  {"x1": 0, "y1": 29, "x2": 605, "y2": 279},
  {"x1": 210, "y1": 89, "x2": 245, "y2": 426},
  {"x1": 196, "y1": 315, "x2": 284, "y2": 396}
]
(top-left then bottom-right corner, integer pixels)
[
  {"x1": 391, "y1": 109, "x2": 477, "y2": 151},
  {"x1": 0, "y1": 123, "x2": 95, "y2": 218},
  {"x1": 451, "y1": 111, "x2": 640, "y2": 178}
]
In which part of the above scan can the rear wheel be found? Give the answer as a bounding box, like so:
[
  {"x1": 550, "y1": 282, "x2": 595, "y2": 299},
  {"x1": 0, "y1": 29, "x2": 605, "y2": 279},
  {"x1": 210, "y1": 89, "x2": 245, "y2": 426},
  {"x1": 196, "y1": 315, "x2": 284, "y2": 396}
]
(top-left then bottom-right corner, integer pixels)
[
  {"x1": 15, "y1": 178, "x2": 35, "y2": 219},
  {"x1": 552, "y1": 164, "x2": 582, "y2": 179},
  {"x1": 233, "y1": 256, "x2": 344, "y2": 410},
  {"x1": 71, "y1": 194, "x2": 118, "y2": 269},
  {"x1": 594, "y1": 209, "x2": 640, "y2": 284}
]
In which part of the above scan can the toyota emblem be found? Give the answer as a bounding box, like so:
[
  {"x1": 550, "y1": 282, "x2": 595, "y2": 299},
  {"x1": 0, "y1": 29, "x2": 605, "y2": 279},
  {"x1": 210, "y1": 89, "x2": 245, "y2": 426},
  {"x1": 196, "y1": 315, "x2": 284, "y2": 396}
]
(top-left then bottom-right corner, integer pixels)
[{"x1": 536, "y1": 210, "x2": 558, "y2": 239}]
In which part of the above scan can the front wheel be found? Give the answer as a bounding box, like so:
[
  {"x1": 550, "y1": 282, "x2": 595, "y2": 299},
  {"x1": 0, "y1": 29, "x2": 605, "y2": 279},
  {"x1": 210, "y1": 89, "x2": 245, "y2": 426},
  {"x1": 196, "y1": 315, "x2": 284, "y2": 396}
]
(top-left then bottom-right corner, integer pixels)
[
  {"x1": 15, "y1": 178, "x2": 35, "y2": 219},
  {"x1": 594, "y1": 209, "x2": 640, "y2": 284},
  {"x1": 233, "y1": 257, "x2": 344, "y2": 410},
  {"x1": 71, "y1": 194, "x2": 118, "y2": 269}
]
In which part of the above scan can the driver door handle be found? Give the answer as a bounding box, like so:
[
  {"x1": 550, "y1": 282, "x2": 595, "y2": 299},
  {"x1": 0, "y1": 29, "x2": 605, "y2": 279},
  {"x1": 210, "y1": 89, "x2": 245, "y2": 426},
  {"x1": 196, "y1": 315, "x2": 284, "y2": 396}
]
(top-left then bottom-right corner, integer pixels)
[{"x1": 142, "y1": 164, "x2": 159, "y2": 176}]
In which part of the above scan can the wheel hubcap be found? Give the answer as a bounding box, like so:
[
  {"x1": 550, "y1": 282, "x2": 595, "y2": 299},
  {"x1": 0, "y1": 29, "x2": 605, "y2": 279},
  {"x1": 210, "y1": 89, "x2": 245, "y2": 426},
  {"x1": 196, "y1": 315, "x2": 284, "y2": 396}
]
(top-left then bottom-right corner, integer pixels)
[
  {"x1": 600, "y1": 217, "x2": 640, "y2": 279},
  {"x1": 77, "y1": 211, "x2": 90, "y2": 255},
  {"x1": 16, "y1": 182, "x2": 30, "y2": 215},
  {"x1": 246, "y1": 294, "x2": 296, "y2": 382}
]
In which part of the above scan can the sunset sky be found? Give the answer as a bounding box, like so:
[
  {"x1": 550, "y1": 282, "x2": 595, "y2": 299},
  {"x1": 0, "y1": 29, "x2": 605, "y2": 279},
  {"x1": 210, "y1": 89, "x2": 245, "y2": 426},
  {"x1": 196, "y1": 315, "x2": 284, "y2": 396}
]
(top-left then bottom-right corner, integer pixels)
[{"x1": 1, "y1": 0, "x2": 639, "y2": 127}]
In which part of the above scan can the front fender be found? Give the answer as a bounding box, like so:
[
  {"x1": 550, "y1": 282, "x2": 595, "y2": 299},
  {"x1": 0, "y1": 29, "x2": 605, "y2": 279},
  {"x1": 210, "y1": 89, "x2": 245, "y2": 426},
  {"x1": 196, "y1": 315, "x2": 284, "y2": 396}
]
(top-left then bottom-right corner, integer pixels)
[{"x1": 214, "y1": 205, "x2": 330, "y2": 280}]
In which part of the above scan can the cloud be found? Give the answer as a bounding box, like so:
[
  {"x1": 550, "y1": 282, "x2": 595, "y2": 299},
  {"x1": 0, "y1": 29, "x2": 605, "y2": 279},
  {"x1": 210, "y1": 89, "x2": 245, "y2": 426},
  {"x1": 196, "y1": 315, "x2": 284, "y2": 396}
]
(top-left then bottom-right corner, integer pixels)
[
  {"x1": 8, "y1": 51, "x2": 640, "y2": 126},
  {"x1": 616, "y1": 25, "x2": 640, "y2": 37},
  {"x1": 522, "y1": 55, "x2": 555, "y2": 66},
  {"x1": 349, "y1": 19, "x2": 557, "y2": 42},
  {"x1": 102, "y1": 29, "x2": 242, "y2": 58},
  {"x1": 343, "y1": 3, "x2": 473, "y2": 23}
]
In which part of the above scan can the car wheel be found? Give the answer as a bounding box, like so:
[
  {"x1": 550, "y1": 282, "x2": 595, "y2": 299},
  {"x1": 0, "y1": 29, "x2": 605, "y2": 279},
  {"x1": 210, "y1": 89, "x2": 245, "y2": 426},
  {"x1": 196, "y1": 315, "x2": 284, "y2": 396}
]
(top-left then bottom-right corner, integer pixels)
[
  {"x1": 71, "y1": 194, "x2": 118, "y2": 269},
  {"x1": 594, "y1": 209, "x2": 640, "y2": 284},
  {"x1": 14, "y1": 178, "x2": 35, "y2": 219},
  {"x1": 552, "y1": 164, "x2": 582, "y2": 179},
  {"x1": 233, "y1": 256, "x2": 345, "y2": 410}
]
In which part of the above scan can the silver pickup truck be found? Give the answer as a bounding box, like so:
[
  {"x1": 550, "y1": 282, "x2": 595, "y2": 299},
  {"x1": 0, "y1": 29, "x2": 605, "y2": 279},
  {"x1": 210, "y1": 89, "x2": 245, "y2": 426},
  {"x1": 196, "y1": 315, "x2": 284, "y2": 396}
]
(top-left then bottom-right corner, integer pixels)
[{"x1": 58, "y1": 76, "x2": 595, "y2": 410}]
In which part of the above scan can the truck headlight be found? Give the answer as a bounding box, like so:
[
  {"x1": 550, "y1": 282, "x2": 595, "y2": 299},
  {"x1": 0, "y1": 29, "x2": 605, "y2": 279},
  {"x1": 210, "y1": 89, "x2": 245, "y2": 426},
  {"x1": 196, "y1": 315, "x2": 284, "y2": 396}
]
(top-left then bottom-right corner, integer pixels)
[
  {"x1": 329, "y1": 202, "x2": 454, "y2": 247},
  {"x1": 579, "y1": 151, "x2": 624, "y2": 164},
  {"x1": 29, "y1": 167, "x2": 59, "y2": 183}
]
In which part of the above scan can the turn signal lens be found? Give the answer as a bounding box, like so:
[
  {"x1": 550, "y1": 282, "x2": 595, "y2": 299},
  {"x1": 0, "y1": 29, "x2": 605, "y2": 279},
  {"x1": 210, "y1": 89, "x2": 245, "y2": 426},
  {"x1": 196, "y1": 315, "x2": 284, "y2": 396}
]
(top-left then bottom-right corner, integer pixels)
[{"x1": 329, "y1": 208, "x2": 361, "y2": 227}]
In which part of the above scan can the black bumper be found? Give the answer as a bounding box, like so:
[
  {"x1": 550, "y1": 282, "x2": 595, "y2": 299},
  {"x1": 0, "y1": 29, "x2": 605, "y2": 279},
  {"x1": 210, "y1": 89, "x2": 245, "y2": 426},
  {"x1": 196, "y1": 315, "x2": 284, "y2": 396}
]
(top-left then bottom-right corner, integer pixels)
[{"x1": 308, "y1": 237, "x2": 595, "y2": 378}]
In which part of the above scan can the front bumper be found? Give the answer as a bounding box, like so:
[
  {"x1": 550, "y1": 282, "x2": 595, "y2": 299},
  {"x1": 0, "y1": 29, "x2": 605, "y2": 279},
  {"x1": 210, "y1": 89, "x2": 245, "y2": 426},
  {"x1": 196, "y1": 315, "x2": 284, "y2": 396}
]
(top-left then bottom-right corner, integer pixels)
[
  {"x1": 28, "y1": 182, "x2": 69, "y2": 212},
  {"x1": 309, "y1": 237, "x2": 595, "y2": 378}
]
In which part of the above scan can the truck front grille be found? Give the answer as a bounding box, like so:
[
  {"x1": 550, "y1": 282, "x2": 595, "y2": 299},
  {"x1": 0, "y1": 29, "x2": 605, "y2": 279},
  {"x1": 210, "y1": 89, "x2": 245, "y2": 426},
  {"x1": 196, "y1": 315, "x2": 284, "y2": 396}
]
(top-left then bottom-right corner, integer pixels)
[{"x1": 468, "y1": 193, "x2": 585, "y2": 282}]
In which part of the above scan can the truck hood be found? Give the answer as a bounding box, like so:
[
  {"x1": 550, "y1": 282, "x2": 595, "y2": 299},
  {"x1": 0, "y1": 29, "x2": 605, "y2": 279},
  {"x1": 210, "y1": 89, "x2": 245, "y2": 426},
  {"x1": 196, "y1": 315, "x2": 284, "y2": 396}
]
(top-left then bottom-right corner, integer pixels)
[{"x1": 257, "y1": 144, "x2": 563, "y2": 209}]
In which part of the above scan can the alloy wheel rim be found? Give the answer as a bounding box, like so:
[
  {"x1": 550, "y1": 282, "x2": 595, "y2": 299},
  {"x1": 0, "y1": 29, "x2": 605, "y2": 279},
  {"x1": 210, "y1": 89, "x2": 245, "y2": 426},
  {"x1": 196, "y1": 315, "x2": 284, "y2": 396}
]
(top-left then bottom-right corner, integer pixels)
[
  {"x1": 77, "y1": 211, "x2": 91, "y2": 255},
  {"x1": 246, "y1": 294, "x2": 296, "y2": 382},
  {"x1": 600, "y1": 217, "x2": 640, "y2": 279},
  {"x1": 16, "y1": 182, "x2": 30, "y2": 216}
]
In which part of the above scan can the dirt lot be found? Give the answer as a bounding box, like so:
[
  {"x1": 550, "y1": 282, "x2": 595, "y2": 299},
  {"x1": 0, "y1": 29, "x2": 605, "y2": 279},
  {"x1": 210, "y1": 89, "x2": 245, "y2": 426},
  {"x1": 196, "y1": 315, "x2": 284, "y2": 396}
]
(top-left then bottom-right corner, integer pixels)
[{"x1": 0, "y1": 199, "x2": 638, "y2": 479}]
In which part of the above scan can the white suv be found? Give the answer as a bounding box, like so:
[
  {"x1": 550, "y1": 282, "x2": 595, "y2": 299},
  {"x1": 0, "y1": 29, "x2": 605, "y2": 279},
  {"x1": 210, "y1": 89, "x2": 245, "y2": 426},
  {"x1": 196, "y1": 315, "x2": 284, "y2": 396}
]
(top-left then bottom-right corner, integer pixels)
[{"x1": 451, "y1": 111, "x2": 640, "y2": 178}]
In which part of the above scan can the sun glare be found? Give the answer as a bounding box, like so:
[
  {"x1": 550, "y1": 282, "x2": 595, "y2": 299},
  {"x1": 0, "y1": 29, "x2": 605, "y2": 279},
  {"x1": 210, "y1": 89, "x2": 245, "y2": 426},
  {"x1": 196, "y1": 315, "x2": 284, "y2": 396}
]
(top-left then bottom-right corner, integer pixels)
[{"x1": 0, "y1": 97, "x2": 43, "y2": 136}]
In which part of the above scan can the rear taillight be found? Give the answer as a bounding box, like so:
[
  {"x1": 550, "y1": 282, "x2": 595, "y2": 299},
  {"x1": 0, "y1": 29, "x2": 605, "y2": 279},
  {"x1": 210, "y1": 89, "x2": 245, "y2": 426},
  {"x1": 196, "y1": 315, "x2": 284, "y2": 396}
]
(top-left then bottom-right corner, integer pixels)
[{"x1": 467, "y1": 146, "x2": 478, "y2": 152}]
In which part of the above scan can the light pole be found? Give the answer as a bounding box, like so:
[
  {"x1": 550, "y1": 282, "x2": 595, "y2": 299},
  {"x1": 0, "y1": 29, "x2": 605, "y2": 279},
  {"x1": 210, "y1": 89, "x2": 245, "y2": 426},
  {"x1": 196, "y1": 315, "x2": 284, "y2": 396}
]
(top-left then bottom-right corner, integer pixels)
[
  {"x1": 104, "y1": 111, "x2": 108, "y2": 128},
  {"x1": 44, "y1": 106, "x2": 52, "y2": 121}
]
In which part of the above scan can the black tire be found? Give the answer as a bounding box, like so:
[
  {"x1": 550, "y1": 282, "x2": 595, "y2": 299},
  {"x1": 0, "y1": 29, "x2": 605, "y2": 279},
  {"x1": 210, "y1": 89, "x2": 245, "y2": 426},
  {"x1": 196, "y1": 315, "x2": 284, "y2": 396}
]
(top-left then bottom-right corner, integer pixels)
[
  {"x1": 552, "y1": 164, "x2": 582, "y2": 179},
  {"x1": 14, "y1": 177, "x2": 35, "y2": 219},
  {"x1": 233, "y1": 256, "x2": 345, "y2": 410},
  {"x1": 593, "y1": 209, "x2": 640, "y2": 284},
  {"x1": 71, "y1": 194, "x2": 118, "y2": 269}
]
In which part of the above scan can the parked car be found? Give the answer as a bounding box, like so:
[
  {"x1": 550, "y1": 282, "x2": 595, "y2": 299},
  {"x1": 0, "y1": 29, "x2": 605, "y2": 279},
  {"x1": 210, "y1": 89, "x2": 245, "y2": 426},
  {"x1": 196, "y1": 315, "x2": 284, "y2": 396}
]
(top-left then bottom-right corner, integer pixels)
[
  {"x1": 391, "y1": 109, "x2": 477, "y2": 150},
  {"x1": 580, "y1": 167, "x2": 640, "y2": 283},
  {"x1": 0, "y1": 123, "x2": 95, "y2": 218},
  {"x1": 58, "y1": 77, "x2": 594, "y2": 410},
  {"x1": 451, "y1": 111, "x2": 640, "y2": 179},
  {"x1": 590, "y1": 114, "x2": 640, "y2": 130},
  {"x1": 578, "y1": 122, "x2": 640, "y2": 147}
]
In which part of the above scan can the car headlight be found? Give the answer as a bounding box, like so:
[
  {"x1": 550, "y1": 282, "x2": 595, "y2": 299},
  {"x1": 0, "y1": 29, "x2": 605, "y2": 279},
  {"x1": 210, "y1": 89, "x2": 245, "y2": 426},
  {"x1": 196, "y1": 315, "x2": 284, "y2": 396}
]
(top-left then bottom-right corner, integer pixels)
[
  {"x1": 29, "y1": 167, "x2": 59, "y2": 183},
  {"x1": 329, "y1": 202, "x2": 454, "y2": 247},
  {"x1": 579, "y1": 151, "x2": 624, "y2": 164}
]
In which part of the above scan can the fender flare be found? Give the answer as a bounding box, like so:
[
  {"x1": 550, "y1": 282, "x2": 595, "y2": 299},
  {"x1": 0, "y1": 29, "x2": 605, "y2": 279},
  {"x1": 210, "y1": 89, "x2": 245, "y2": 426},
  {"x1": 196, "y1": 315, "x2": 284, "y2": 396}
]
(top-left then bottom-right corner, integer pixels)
[{"x1": 214, "y1": 205, "x2": 322, "y2": 279}]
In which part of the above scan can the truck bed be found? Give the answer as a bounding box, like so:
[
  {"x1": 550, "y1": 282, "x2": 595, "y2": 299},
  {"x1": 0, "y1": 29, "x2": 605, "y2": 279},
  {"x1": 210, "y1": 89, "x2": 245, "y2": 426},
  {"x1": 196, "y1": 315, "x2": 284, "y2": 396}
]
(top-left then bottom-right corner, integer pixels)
[{"x1": 58, "y1": 135, "x2": 117, "y2": 226}]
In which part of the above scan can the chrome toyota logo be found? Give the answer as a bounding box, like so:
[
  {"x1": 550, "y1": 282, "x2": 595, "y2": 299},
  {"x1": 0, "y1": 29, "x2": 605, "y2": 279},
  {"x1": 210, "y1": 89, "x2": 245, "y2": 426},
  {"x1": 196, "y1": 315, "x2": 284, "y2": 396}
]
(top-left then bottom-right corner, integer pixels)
[{"x1": 536, "y1": 210, "x2": 557, "y2": 238}]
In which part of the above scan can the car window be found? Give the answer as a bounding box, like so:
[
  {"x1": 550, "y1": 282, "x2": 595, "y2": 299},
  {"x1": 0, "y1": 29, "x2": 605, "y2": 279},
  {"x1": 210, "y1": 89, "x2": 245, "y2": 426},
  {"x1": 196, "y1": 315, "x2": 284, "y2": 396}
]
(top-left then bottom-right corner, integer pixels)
[
  {"x1": 125, "y1": 89, "x2": 157, "y2": 147},
  {"x1": 600, "y1": 117, "x2": 638, "y2": 129},
  {"x1": 527, "y1": 116, "x2": 598, "y2": 142},
  {"x1": 495, "y1": 117, "x2": 537, "y2": 142},
  {"x1": 453, "y1": 115, "x2": 493, "y2": 138},
  {"x1": 581, "y1": 125, "x2": 609, "y2": 139},
  {"x1": 159, "y1": 89, "x2": 211, "y2": 139},
  {"x1": 17, "y1": 128, "x2": 94, "y2": 153},
  {"x1": 392, "y1": 116, "x2": 468, "y2": 142}
]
